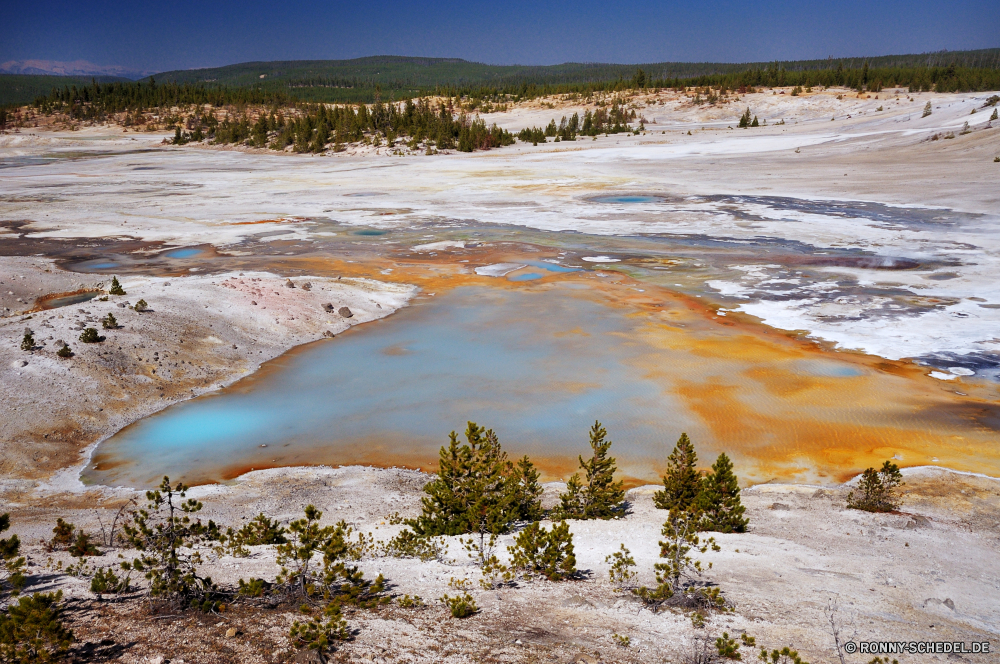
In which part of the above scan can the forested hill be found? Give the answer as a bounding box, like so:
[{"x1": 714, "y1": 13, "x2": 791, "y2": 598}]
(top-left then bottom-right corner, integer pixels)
[
  {"x1": 0, "y1": 74, "x2": 129, "y2": 107},
  {"x1": 144, "y1": 50, "x2": 1000, "y2": 102}
]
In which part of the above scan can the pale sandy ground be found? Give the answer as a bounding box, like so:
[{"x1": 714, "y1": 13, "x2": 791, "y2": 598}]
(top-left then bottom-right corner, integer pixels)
[
  {"x1": 0, "y1": 257, "x2": 415, "y2": 483},
  {"x1": 3, "y1": 465, "x2": 997, "y2": 663},
  {"x1": 1, "y1": 89, "x2": 999, "y2": 662}
]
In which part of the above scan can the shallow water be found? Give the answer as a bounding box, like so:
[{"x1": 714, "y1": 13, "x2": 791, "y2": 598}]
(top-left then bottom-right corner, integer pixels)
[
  {"x1": 39, "y1": 291, "x2": 99, "y2": 309},
  {"x1": 85, "y1": 284, "x2": 697, "y2": 487}
]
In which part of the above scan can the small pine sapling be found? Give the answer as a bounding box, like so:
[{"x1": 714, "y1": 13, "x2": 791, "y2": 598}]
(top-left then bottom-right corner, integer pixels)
[
  {"x1": 289, "y1": 603, "x2": 350, "y2": 658},
  {"x1": 508, "y1": 521, "x2": 577, "y2": 581},
  {"x1": 1, "y1": 514, "x2": 27, "y2": 596},
  {"x1": 79, "y1": 327, "x2": 104, "y2": 343},
  {"x1": 108, "y1": 277, "x2": 126, "y2": 296},
  {"x1": 20, "y1": 332, "x2": 35, "y2": 352},
  {"x1": 440, "y1": 592, "x2": 478, "y2": 618},
  {"x1": 634, "y1": 509, "x2": 722, "y2": 610},
  {"x1": 605, "y1": 544, "x2": 637, "y2": 591},
  {"x1": 759, "y1": 646, "x2": 809, "y2": 664},
  {"x1": 0, "y1": 591, "x2": 74, "y2": 661},
  {"x1": 847, "y1": 461, "x2": 904, "y2": 512},
  {"x1": 134, "y1": 299, "x2": 148, "y2": 312},
  {"x1": 922, "y1": 101, "x2": 932, "y2": 117},
  {"x1": 557, "y1": 421, "x2": 625, "y2": 519},
  {"x1": 123, "y1": 476, "x2": 221, "y2": 605},
  {"x1": 696, "y1": 453, "x2": 749, "y2": 533},
  {"x1": 57, "y1": 344, "x2": 73, "y2": 358},
  {"x1": 654, "y1": 433, "x2": 701, "y2": 512},
  {"x1": 101, "y1": 313, "x2": 118, "y2": 329}
]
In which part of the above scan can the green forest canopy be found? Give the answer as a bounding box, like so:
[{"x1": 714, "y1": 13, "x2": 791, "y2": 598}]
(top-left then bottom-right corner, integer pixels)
[{"x1": 5, "y1": 48, "x2": 999, "y2": 109}]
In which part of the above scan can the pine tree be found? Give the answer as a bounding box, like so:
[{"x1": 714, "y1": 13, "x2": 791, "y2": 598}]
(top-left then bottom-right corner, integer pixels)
[
  {"x1": 409, "y1": 422, "x2": 516, "y2": 536},
  {"x1": 751, "y1": 116, "x2": 759, "y2": 127},
  {"x1": 557, "y1": 421, "x2": 625, "y2": 519},
  {"x1": 509, "y1": 455, "x2": 543, "y2": 522},
  {"x1": 654, "y1": 433, "x2": 701, "y2": 512},
  {"x1": 108, "y1": 276, "x2": 125, "y2": 296},
  {"x1": 20, "y1": 332, "x2": 34, "y2": 351},
  {"x1": 695, "y1": 453, "x2": 748, "y2": 533},
  {"x1": 738, "y1": 108, "x2": 752, "y2": 128}
]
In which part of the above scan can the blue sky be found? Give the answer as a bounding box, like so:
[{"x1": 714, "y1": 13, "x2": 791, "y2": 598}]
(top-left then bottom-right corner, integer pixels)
[{"x1": 3, "y1": 0, "x2": 998, "y2": 72}]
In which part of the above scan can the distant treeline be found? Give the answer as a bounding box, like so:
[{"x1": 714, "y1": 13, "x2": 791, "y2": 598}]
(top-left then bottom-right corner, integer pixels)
[
  {"x1": 31, "y1": 79, "x2": 293, "y2": 118},
  {"x1": 176, "y1": 97, "x2": 514, "y2": 153}
]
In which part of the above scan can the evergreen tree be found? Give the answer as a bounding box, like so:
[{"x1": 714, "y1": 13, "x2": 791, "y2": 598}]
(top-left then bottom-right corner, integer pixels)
[
  {"x1": 738, "y1": 108, "x2": 752, "y2": 128},
  {"x1": 557, "y1": 421, "x2": 625, "y2": 519},
  {"x1": 409, "y1": 422, "x2": 517, "y2": 536},
  {"x1": 20, "y1": 332, "x2": 34, "y2": 352},
  {"x1": 509, "y1": 455, "x2": 543, "y2": 522},
  {"x1": 751, "y1": 116, "x2": 759, "y2": 127},
  {"x1": 57, "y1": 344, "x2": 73, "y2": 358},
  {"x1": 654, "y1": 433, "x2": 701, "y2": 512},
  {"x1": 695, "y1": 453, "x2": 748, "y2": 533},
  {"x1": 847, "y1": 461, "x2": 904, "y2": 512},
  {"x1": 108, "y1": 276, "x2": 125, "y2": 296}
]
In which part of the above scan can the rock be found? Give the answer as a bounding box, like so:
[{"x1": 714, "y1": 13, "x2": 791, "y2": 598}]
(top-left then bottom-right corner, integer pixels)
[
  {"x1": 338, "y1": 306, "x2": 353, "y2": 318},
  {"x1": 770, "y1": 503, "x2": 791, "y2": 510},
  {"x1": 285, "y1": 279, "x2": 296, "y2": 288},
  {"x1": 292, "y1": 649, "x2": 327, "y2": 663},
  {"x1": 561, "y1": 595, "x2": 591, "y2": 608},
  {"x1": 147, "y1": 657, "x2": 165, "y2": 664},
  {"x1": 571, "y1": 654, "x2": 599, "y2": 664},
  {"x1": 322, "y1": 303, "x2": 334, "y2": 312},
  {"x1": 323, "y1": 330, "x2": 335, "y2": 338},
  {"x1": 301, "y1": 282, "x2": 312, "y2": 291},
  {"x1": 225, "y1": 627, "x2": 238, "y2": 638},
  {"x1": 117, "y1": 302, "x2": 127, "y2": 308},
  {"x1": 13, "y1": 360, "x2": 27, "y2": 368},
  {"x1": 944, "y1": 598, "x2": 955, "y2": 610}
]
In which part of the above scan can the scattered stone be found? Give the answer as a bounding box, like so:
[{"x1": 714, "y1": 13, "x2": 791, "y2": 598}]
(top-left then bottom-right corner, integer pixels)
[
  {"x1": 323, "y1": 330, "x2": 335, "y2": 338},
  {"x1": 285, "y1": 279, "x2": 296, "y2": 288},
  {"x1": 225, "y1": 627, "x2": 238, "y2": 638},
  {"x1": 571, "y1": 654, "x2": 599, "y2": 664},
  {"x1": 770, "y1": 503, "x2": 791, "y2": 510},
  {"x1": 338, "y1": 306, "x2": 353, "y2": 318},
  {"x1": 322, "y1": 303, "x2": 334, "y2": 312},
  {"x1": 561, "y1": 595, "x2": 591, "y2": 608},
  {"x1": 292, "y1": 649, "x2": 326, "y2": 663},
  {"x1": 301, "y1": 282, "x2": 312, "y2": 291}
]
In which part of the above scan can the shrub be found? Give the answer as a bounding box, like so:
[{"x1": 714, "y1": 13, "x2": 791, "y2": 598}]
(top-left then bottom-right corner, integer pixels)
[
  {"x1": 847, "y1": 461, "x2": 904, "y2": 512},
  {"x1": 289, "y1": 603, "x2": 350, "y2": 657},
  {"x1": 48, "y1": 519, "x2": 75, "y2": 550},
  {"x1": 654, "y1": 433, "x2": 701, "y2": 512},
  {"x1": 108, "y1": 277, "x2": 125, "y2": 296},
  {"x1": 237, "y1": 577, "x2": 269, "y2": 598},
  {"x1": 20, "y1": 332, "x2": 34, "y2": 352},
  {"x1": 440, "y1": 592, "x2": 478, "y2": 618},
  {"x1": 101, "y1": 313, "x2": 117, "y2": 329},
  {"x1": 759, "y1": 646, "x2": 809, "y2": 664},
  {"x1": 508, "y1": 521, "x2": 576, "y2": 581},
  {"x1": 634, "y1": 509, "x2": 722, "y2": 609},
  {"x1": 274, "y1": 505, "x2": 386, "y2": 609},
  {"x1": 0, "y1": 592, "x2": 74, "y2": 663},
  {"x1": 123, "y1": 476, "x2": 221, "y2": 604},
  {"x1": 605, "y1": 544, "x2": 637, "y2": 591},
  {"x1": 222, "y1": 513, "x2": 287, "y2": 557},
  {"x1": 383, "y1": 529, "x2": 443, "y2": 562},
  {"x1": 410, "y1": 422, "x2": 540, "y2": 537},
  {"x1": 90, "y1": 565, "x2": 132, "y2": 595},
  {"x1": 79, "y1": 327, "x2": 103, "y2": 343},
  {"x1": 922, "y1": 101, "x2": 932, "y2": 117},
  {"x1": 991, "y1": 108, "x2": 999, "y2": 121},
  {"x1": 556, "y1": 421, "x2": 625, "y2": 519},
  {"x1": 1, "y1": 514, "x2": 27, "y2": 597},
  {"x1": 68, "y1": 532, "x2": 100, "y2": 558},
  {"x1": 134, "y1": 299, "x2": 148, "y2": 312},
  {"x1": 695, "y1": 453, "x2": 748, "y2": 533},
  {"x1": 396, "y1": 594, "x2": 424, "y2": 608},
  {"x1": 56, "y1": 344, "x2": 72, "y2": 358}
]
